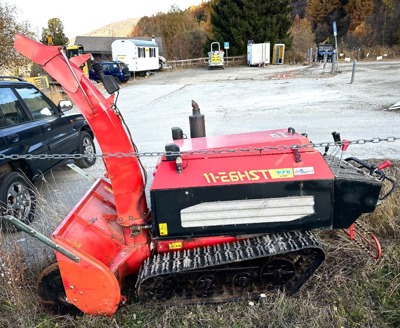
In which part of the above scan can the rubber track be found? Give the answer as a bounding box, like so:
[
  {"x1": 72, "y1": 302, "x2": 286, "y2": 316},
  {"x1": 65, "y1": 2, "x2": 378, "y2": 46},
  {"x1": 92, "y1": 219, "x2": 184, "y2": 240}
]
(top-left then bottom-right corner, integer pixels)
[{"x1": 136, "y1": 230, "x2": 325, "y2": 303}]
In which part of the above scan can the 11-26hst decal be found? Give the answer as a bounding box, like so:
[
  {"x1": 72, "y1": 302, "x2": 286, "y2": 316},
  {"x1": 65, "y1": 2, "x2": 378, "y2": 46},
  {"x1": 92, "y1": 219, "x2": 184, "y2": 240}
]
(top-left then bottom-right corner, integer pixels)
[{"x1": 203, "y1": 167, "x2": 315, "y2": 184}]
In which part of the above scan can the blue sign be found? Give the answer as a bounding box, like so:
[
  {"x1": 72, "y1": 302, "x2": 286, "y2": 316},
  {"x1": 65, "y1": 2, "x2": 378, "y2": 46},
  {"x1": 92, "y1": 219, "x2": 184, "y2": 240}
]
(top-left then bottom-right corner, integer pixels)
[
  {"x1": 333, "y1": 21, "x2": 337, "y2": 36},
  {"x1": 224, "y1": 42, "x2": 230, "y2": 49}
]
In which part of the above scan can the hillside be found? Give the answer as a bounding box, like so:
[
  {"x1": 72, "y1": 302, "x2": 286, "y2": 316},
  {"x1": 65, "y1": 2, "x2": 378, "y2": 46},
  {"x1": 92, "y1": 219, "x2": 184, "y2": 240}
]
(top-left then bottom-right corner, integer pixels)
[
  {"x1": 68, "y1": 17, "x2": 139, "y2": 45},
  {"x1": 84, "y1": 17, "x2": 139, "y2": 37}
]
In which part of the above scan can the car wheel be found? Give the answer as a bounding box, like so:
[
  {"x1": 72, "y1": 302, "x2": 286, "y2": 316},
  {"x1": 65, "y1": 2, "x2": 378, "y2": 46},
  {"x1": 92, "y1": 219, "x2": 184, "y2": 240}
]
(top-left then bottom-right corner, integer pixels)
[
  {"x1": 74, "y1": 131, "x2": 97, "y2": 168},
  {"x1": 159, "y1": 61, "x2": 164, "y2": 70},
  {"x1": 0, "y1": 171, "x2": 36, "y2": 232}
]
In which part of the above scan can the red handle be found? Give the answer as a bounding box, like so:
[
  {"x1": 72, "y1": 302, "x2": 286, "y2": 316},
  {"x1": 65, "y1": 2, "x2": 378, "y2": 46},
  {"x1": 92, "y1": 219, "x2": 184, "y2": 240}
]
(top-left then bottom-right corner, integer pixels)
[
  {"x1": 377, "y1": 160, "x2": 392, "y2": 170},
  {"x1": 341, "y1": 139, "x2": 350, "y2": 151}
]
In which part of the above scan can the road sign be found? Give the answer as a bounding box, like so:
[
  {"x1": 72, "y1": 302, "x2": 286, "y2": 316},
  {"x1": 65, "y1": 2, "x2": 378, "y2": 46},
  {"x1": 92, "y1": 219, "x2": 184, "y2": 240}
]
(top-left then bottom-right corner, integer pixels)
[
  {"x1": 333, "y1": 22, "x2": 337, "y2": 36},
  {"x1": 224, "y1": 42, "x2": 230, "y2": 49}
]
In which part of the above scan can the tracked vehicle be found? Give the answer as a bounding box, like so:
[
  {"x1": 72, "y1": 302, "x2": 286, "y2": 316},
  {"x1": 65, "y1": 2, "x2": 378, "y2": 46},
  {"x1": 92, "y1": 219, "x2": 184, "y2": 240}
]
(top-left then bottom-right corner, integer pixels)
[{"x1": 9, "y1": 34, "x2": 396, "y2": 316}]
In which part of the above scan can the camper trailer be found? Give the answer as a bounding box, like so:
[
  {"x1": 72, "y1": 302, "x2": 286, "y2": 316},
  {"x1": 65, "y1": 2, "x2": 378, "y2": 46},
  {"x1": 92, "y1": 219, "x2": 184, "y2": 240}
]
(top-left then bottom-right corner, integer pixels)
[{"x1": 111, "y1": 39, "x2": 161, "y2": 74}]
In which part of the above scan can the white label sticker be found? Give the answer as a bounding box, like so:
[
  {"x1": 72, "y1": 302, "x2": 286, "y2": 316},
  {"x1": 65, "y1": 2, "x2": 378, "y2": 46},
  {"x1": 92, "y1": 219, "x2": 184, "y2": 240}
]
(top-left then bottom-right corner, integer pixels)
[{"x1": 294, "y1": 167, "x2": 315, "y2": 175}]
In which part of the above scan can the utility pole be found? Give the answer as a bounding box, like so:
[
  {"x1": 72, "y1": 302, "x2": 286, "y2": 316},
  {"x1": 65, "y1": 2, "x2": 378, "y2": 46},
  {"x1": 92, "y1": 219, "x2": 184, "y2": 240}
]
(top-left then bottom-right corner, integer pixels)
[{"x1": 333, "y1": 21, "x2": 339, "y2": 71}]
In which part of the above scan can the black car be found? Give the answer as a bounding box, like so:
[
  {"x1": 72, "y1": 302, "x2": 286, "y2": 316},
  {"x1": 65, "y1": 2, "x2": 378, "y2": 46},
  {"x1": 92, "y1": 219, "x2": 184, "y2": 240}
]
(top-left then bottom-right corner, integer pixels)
[
  {"x1": 89, "y1": 61, "x2": 130, "y2": 83},
  {"x1": 316, "y1": 44, "x2": 334, "y2": 62},
  {"x1": 0, "y1": 77, "x2": 96, "y2": 231}
]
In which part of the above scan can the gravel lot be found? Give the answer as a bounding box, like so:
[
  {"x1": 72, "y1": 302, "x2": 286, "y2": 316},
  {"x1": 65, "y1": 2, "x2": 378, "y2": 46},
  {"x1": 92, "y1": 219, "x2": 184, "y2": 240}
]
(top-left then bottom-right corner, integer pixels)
[
  {"x1": 122, "y1": 60, "x2": 400, "y2": 160},
  {"x1": 6, "y1": 60, "x2": 400, "y2": 260}
]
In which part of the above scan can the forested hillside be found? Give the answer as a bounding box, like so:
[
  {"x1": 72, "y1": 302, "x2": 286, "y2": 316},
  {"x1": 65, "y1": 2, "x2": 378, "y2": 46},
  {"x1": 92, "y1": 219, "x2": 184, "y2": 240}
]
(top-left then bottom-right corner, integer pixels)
[
  {"x1": 130, "y1": 0, "x2": 400, "y2": 61},
  {"x1": 294, "y1": 0, "x2": 400, "y2": 46}
]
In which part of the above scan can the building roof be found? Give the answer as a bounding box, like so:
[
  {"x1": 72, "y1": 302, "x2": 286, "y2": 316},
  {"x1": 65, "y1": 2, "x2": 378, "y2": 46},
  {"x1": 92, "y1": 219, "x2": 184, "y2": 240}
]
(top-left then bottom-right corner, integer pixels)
[
  {"x1": 74, "y1": 36, "x2": 164, "y2": 56},
  {"x1": 113, "y1": 39, "x2": 158, "y2": 47}
]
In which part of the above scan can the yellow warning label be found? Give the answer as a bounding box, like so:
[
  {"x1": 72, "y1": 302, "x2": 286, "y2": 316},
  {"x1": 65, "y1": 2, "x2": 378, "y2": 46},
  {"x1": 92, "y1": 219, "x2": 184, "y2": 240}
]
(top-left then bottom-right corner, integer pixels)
[
  {"x1": 159, "y1": 223, "x2": 168, "y2": 236},
  {"x1": 211, "y1": 56, "x2": 222, "y2": 64},
  {"x1": 168, "y1": 242, "x2": 183, "y2": 250},
  {"x1": 269, "y1": 168, "x2": 294, "y2": 179}
]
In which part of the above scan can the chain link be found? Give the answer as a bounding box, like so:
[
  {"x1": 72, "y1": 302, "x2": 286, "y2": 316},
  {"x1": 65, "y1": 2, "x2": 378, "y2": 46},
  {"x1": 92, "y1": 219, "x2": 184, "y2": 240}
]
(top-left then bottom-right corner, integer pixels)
[{"x1": 0, "y1": 137, "x2": 398, "y2": 161}]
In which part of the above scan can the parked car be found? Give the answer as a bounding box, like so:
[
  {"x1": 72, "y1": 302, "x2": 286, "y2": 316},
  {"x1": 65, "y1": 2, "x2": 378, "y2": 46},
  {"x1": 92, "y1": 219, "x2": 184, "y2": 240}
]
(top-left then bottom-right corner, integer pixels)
[
  {"x1": 0, "y1": 76, "x2": 96, "y2": 231},
  {"x1": 159, "y1": 55, "x2": 167, "y2": 69},
  {"x1": 316, "y1": 44, "x2": 334, "y2": 62},
  {"x1": 89, "y1": 61, "x2": 130, "y2": 83}
]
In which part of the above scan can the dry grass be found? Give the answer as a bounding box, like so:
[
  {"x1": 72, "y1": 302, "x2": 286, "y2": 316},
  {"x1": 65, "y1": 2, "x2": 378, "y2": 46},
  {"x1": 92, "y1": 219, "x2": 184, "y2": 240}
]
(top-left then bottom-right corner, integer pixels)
[
  {"x1": 339, "y1": 45, "x2": 400, "y2": 61},
  {"x1": 44, "y1": 86, "x2": 68, "y2": 104},
  {"x1": 285, "y1": 44, "x2": 400, "y2": 65},
  {"x1": 0, "y1": 161, "x2": 399, "y2": 328}
]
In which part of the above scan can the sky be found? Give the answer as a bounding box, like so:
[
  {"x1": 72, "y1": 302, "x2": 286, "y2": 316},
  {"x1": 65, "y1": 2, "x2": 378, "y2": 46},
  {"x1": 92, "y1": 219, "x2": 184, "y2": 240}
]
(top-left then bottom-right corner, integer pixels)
[{"x1": 5, "y1": 0, "x2": 205, "y2": 39}]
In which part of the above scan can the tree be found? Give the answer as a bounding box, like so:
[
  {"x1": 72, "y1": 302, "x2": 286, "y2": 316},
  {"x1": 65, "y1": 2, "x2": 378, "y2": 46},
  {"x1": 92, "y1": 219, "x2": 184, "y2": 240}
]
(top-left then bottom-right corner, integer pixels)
[
  {"x1": 340, "y1": 0, "x2": 375, "y2": 46},
  {"x1": 290, "y1": 15, "x2": 315, "y2": 54},
  {"x1": 306, "y1": 0, "x2": 342, "y2": 26},
  {"x1": 368, "y1": 0, "x2": 400, "y2": 46},
  {"x1": 291, "y1": 0, "x2": 308, "y2": 19},
  {"x1": 41, "y1": 18, "x2": 68, "y2": 46},
  {"x1": 210, "y1": 0, "x2": 293, "y2": 56},
  {"x1": 306, "y1": 0, "x2": 325, "y2": 26},
  {"x1": 305, "y1": 0, "x2": 346, "y2": 43},
  {"x1": 131, "y1": 3, "x2": 212, "y2": 59},
  {"x1": 345, "y1": 0, "x2": 374, "y2": 31},
  {"x1": 0, "y1": 2, "x2": 35, "y2": 75}
]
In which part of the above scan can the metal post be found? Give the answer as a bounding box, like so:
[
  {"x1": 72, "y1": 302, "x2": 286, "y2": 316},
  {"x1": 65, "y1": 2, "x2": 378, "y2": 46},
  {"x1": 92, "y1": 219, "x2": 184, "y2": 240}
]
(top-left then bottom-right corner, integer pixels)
[
  {"x1": 331, "y1": 51, "x2": 336, "y2": 74},
  {"x1": 334, "y1": 35, "x2": 339, "y2": 71},
  {"x1": 323, "y1": 53, "x2": 327, "y2": 69},
  {"x1": 314, "y1": 48, "x2": 318, "y2": 63},
  {"x1": 351, "y1": 60, "x2": 357, "y2": 84}
]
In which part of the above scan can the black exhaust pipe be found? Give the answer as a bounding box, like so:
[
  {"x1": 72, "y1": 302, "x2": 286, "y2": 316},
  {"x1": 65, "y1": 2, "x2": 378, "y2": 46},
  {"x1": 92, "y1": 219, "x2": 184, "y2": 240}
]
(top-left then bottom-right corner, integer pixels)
[{"x1": 189, "y1": 100, "x2": 206, "y2": 138}]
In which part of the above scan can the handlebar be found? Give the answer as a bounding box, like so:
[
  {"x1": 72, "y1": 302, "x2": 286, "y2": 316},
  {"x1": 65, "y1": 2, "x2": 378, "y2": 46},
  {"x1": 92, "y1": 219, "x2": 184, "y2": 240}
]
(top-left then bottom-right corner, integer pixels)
[{"x1": 345, "y1": 157, "x2": 396, "y2": 200}]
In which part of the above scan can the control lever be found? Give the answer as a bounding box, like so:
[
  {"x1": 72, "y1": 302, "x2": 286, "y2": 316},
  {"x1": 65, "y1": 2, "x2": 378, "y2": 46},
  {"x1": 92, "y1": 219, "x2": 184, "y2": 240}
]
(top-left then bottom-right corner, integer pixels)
[
  {"x1": 374, "y1": 160, "x2": 395, "y2": 200},
  {"x1": 377, "y1": 160, "x2": 392, "y2": 171},
  {"x1": 336, "y1": 139, "x2": 350, "y2": 175},
  {"x1": 332, "y1": 131, "x2": 341, "y2": 143},
  {"x1": 323, "y1": 145, "x2": 330, "y2": 156},
  {"x1": 331, "y1": 131, "x2": 342, "y2": 157}
]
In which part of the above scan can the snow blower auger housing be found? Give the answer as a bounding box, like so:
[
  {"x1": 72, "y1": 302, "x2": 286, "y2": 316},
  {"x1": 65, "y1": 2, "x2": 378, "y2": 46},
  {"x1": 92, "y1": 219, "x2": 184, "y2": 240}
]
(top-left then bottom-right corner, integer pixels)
[{"x1": 12, "y1": 34, "x2": 395, "y2": 316}]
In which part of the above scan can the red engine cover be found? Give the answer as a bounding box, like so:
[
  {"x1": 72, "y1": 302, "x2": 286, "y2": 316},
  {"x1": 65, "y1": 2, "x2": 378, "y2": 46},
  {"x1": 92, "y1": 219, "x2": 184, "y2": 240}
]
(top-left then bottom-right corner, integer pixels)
[{"x1": 152, "y1": 129, "x2": 334, "y2": 190}]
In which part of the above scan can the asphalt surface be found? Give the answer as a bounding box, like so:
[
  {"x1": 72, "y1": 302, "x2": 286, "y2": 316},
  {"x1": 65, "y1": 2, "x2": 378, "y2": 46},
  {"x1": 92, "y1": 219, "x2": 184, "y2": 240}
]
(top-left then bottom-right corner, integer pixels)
[{"x1": 5, "y1": 60, "x2": 400, "y2": 262}]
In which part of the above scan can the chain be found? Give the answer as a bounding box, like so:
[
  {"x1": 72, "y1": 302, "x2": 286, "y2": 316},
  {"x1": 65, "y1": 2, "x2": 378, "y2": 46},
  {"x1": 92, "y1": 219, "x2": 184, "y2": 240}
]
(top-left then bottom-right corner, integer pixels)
[{"x1": 0, "y1": 137, "x2": 398, "y2": 161}]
